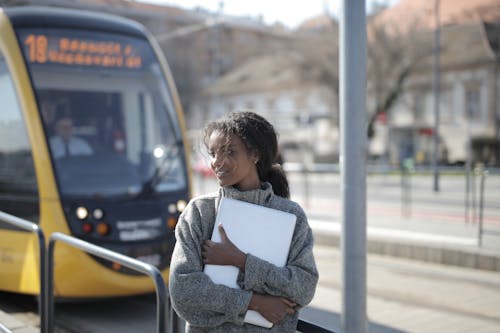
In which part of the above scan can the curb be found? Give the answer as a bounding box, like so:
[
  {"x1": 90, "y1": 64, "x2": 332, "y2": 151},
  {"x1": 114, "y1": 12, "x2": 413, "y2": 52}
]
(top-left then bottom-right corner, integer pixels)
[{"x1": 310, "y1": 219, "x2": 500, "y2": 272}]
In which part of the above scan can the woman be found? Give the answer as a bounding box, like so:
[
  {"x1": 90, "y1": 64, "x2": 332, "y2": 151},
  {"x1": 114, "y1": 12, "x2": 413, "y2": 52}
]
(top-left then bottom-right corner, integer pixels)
[{"x1": 169, "y1": 111, "x2": 318, "y2": 332}]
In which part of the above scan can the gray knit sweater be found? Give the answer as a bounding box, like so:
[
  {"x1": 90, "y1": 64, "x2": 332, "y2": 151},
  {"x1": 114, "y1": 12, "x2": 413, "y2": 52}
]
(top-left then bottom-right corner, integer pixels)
[{"x1": 168, "y1": 183, "x2": 318, "y2": 332}]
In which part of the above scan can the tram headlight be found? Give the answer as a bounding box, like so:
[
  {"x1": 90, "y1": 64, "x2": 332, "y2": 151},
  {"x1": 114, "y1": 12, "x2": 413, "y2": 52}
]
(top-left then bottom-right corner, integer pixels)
[
  {"x1": 176, "y1": 200, "x2": 187, "y2": 213},
  {"x1": 154, "y1": 146, "x2": 165, "y2": 158},
  {"x1": 76, "y1": 206, "x2": 89, "y2": 220},
  {"x1": 92, "y1": 208, "x2": 104, "y2": 220},
  {"x1": 168, "y1": 203, "x2": 177, "y2": 214}
]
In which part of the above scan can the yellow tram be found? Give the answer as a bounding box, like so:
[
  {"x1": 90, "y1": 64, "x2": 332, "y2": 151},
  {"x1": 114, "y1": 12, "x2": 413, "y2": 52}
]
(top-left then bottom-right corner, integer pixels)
[{"x1": 0, "y1": 6, "x2": 191, "y2": 297}]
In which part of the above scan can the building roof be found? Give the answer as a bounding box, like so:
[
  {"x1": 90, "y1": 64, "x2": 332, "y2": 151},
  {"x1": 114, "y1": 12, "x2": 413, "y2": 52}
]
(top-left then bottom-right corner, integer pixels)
[
  {"x1": 373, "y1": 0, "x2": 500, "y2": 33},
  {"x1": 438, "y1": 22, "x2": 497, "y2": 69},
  {"x1": 296, "y1": 13, "x2": 337, "y2": 33},
  {"x1": 203, "y1": 52, "x2": 321, "y2": 96}
]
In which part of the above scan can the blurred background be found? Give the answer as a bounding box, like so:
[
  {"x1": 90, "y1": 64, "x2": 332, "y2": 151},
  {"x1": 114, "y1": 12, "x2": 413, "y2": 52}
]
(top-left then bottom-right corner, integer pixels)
[{"x1": 3, "y1": 0, "x2": 499, "y2": 171}]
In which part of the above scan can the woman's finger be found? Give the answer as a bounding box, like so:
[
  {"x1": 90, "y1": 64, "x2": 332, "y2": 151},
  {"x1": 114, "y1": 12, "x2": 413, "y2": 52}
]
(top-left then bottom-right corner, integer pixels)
[
  {"x1": 218, "y1": 224, "x2": 228, "y2": 241},
  {"x1": 281, "y1": 297, "x2": 297, "y2": 308}
]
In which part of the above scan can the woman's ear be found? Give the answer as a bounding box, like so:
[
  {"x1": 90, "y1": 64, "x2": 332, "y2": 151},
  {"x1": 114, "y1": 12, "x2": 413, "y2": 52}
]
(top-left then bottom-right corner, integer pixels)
[{"x1": 251, "y1": 151, "x2": 259, "y2": 165}]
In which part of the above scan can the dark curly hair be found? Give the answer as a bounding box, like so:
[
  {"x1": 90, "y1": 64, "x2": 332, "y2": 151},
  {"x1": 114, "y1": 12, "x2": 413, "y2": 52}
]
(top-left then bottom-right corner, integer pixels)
[{"x1": 203, "y1": 111, "x2": 289, "y2": 198}]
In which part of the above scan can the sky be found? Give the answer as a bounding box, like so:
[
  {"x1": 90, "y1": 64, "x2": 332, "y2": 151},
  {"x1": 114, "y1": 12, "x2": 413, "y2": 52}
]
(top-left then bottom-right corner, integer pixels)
[{"x1": 143, "y1": 0, "x2": 401, "y2": 28}]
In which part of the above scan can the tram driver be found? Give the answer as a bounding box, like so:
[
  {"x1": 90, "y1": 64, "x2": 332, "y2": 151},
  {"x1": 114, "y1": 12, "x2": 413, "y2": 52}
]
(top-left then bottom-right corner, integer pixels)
[{"x1": 49, "y1": 114, "x2": 93, "y2": 159}]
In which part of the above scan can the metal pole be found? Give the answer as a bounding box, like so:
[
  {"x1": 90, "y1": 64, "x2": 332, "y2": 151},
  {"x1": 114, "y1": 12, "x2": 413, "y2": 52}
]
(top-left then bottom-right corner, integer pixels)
[
  {"x1": 170, "y1": 305, "x2": 182, "y2": 333},
  {"x1": 472, "y1": 167, "x2": 478, "y2": 223},
  {"x1": 478, "y1": 170, "x2": 488, "y2": 246},
  {"x1": 401, "y1": 164, "x2": 412, "y2": 218},
  {"x1": 465, "y1": 140, "x2": 471, "y2": 223},
  {"x1": 432, "y1": 0, "x2": 441, "y2": 192},
  {"x1": 46, "y1": 240, "x2": 55, "y2": 333},
  {"x1": 340, "y1": 1, "x2": 367, "y2": 332},
  {"x1": 0, "y1": 211, "x2": 47, "y2": 333}
]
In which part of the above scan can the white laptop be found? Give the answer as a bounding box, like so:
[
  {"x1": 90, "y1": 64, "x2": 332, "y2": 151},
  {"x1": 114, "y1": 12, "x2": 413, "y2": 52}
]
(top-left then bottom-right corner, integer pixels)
[{"x1": 204, "y1": 197, "x2": 297, "y2": 328}]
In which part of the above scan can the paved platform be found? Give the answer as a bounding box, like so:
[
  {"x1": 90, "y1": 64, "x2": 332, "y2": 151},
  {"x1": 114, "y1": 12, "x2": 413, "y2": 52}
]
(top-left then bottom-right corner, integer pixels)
[
  {"x1": 304, "y1": 245, "x2": 500, "y2": 333},
  {"x1": 0, "y1": 310, "x2": 38, "y2": 333}
]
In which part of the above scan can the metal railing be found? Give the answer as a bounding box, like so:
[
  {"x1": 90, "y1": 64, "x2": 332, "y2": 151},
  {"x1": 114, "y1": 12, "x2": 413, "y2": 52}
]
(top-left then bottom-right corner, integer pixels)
[
  {"x1": 297, "y1": 318, "x2": 335, "y2": 333},
  {"x1": 0, "y1": 322, "x2": 13, "y2": 333},
  {"x1": 170, "y1": 314, "x2": 335, "y2": 333},
  {"x1": 46, "y1": 232, "x2": 171, "y2": 333},
  {"x1": 0, "y1": 211, "x2": 46, "y2": 333},
  {"x1": 475, "y1": 169, "x2": 500, "y2": 246}
]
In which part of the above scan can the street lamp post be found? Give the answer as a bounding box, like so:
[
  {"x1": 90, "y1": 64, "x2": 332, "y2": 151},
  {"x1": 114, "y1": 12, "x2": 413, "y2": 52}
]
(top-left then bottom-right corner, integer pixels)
[
  {"x1": 340, "y1": 1, "x2": 367, "y2": 332},
  {"x1": 432, "y1": 0, "x2": 441, "y2": 192}
]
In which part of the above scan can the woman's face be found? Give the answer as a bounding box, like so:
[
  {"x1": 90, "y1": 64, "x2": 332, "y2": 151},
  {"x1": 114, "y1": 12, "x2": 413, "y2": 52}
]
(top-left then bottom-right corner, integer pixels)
[{"x1": 207, "y1": 130, "x2": 260, "y2": 191}]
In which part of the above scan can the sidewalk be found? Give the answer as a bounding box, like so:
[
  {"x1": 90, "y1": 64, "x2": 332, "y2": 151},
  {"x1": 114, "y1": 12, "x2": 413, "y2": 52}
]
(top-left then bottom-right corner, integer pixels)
[{"x1": 308, "y1": 217, "x2": 500, "y2": 272}]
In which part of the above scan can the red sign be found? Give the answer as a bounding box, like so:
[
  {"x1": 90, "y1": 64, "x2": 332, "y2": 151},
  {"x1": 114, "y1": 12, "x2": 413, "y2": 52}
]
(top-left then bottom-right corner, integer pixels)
[
  {"x1": 376, "y1": 112, "x2": 387, "y2": 124},
  {"x1": 419, "y1": 128, "x2": 434, "y2": 136}
]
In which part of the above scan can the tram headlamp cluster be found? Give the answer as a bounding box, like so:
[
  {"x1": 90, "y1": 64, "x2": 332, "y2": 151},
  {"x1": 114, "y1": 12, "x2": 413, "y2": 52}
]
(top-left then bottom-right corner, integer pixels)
[
  {"x1": 168, "y1": 200, "x2": 187, "y2": 214},
  {"x1": 75, "y1": 206, "x2": 110, "y2": 236},
  {"x1": 165, "y1": 200, "x2": 186, "y2": 229},
  {"x1": 76, "y1": 206, "x2": 105, "y2": 220}
]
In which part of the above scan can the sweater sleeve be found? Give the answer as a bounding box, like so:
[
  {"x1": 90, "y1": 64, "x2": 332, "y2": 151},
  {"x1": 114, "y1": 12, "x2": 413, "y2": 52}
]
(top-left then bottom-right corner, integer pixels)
[
  {"x1": 238, "y1": 209, "x2": 318, "y2": 307},
  {"x1": 168, "y1": 199, "x2": 253, "y2": 327}
]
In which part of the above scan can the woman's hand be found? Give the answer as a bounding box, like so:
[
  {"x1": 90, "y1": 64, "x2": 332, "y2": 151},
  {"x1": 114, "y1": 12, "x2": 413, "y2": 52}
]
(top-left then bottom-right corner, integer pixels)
[
  {"x1": 248, "y1": 294, "x2": 297, "y2": 324},
  {"x1": 202, "y1": 224, "x2": 247, "y2": 270}
]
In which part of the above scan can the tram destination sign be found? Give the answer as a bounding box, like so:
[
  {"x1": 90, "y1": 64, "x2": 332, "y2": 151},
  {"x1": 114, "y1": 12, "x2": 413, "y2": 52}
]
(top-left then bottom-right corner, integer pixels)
[{"x1": 19, "y1": 29, "x2": 146, "y2": 70}]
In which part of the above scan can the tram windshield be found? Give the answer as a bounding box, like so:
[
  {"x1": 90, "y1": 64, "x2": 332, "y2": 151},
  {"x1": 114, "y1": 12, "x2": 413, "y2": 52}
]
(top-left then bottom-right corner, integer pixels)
[{"x1": 18, "y1": 28, "x2": 186, "y2": 198}]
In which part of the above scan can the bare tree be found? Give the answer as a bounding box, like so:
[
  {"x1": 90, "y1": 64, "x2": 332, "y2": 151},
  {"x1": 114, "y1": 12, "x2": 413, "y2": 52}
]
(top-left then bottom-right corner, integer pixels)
[
  {"x1": 291, "y1": 13, "x2": 433, "y2": 141},
  {"x1": 292, "y1": 16, "x2": 339, "y2": 94},
  {"x1": 366, "y1": 19, "x2": 434, "y2": 139}
]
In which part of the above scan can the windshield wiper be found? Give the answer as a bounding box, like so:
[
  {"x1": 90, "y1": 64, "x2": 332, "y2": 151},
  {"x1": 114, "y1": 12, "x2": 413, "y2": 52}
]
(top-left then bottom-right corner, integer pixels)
[{"x1": 136, "y1": 141, "x2": 182, "y2": 198}]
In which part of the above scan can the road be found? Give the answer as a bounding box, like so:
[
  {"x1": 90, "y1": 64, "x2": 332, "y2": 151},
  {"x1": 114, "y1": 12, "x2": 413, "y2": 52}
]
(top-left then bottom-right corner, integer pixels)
[
  {"x1": 196, "y1": 171, "x2": 500, "y2": 221},
  {"x1": 198, "y1": 172, "x2": 500, "y2": 252}
]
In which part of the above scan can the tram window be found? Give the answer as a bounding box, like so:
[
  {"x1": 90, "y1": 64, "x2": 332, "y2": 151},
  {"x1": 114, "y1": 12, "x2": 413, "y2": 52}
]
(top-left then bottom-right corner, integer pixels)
[
  {"x1": 0, "y1": 52, "x2": 39, "y2": 224},
  {"x1": 19, "y1": 28, "x2": 187, "y2": 198}
]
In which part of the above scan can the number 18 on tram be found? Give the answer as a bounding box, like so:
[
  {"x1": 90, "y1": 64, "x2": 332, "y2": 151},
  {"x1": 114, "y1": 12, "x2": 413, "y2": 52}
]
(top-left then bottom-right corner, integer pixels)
[{"x1": 0, "y1": 6, "x2": 192, "y2": 297}]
